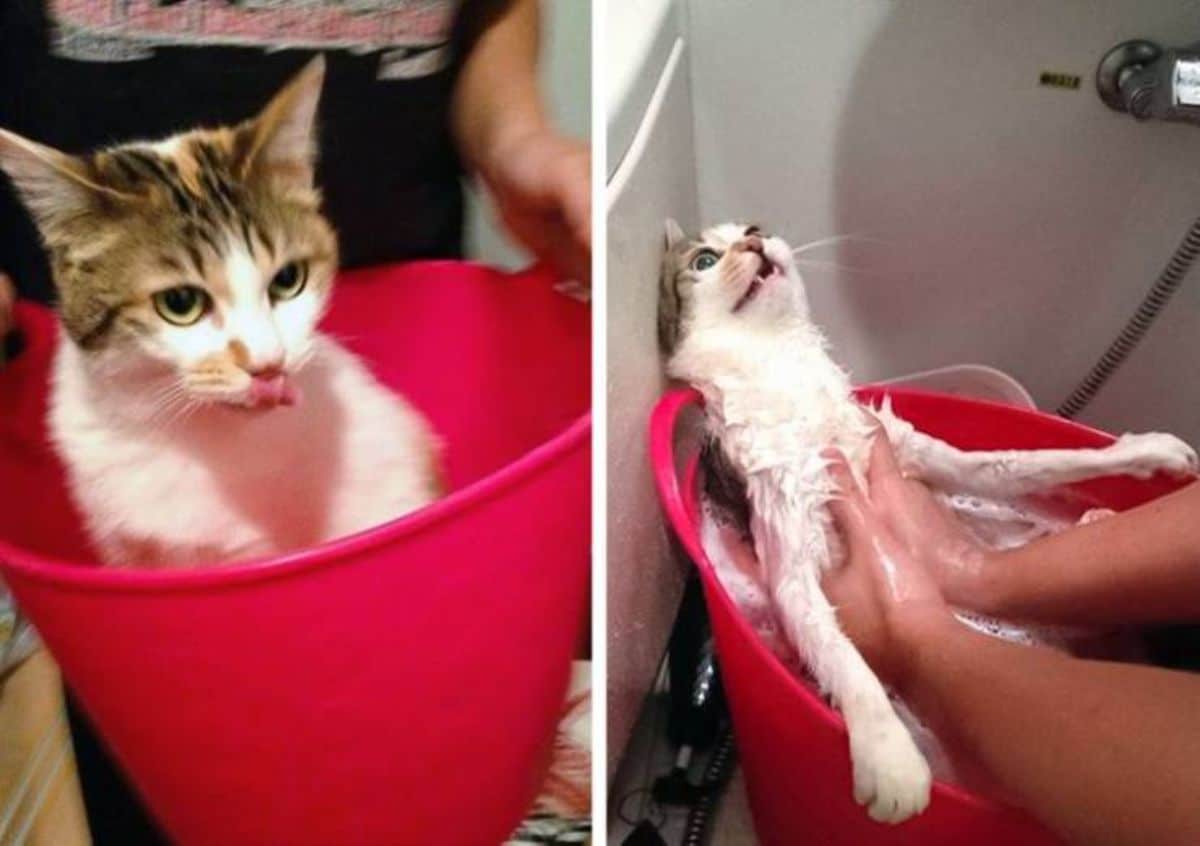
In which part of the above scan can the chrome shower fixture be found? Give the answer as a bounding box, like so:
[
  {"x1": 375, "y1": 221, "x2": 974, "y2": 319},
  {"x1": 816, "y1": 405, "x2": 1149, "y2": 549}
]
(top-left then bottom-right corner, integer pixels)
[{"x1": 1097, "y1": 39, "x2": 1200, "y2": 125}]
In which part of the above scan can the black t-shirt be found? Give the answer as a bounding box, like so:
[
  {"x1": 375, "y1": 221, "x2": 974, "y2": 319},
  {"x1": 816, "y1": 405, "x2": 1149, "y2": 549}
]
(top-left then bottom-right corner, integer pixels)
[{"x1": 0, "y1": 0, "x2": 476, "y2": 305}]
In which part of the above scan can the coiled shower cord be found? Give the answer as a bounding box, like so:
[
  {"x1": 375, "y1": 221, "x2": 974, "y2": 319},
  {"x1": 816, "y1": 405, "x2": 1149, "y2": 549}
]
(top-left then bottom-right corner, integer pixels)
[
  {"x1": 1057, "y1": 213, "x2": 1200, "y2": 418},
  {"x1": 680, "y1": 727, "x2": 736, "y2": 846}
]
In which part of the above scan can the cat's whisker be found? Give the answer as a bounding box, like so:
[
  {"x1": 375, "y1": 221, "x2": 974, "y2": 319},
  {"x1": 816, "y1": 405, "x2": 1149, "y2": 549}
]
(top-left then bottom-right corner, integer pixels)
[
  {"x1": 147, "y1": 381, "x2": 184, "y2": 406},
  {"x1": 163, "y1": 398, "x2": 203, "y2": 430},
  {"x1": 320, "y1": 330, "x2": 363, "y2": 348},
  {"x1": 152, "y1": 405, "x2": 187, "y2": 432},
  {"x1": 792, "y1": 258, "x2": 898, "y2": 280},
  {"x1": 790, "y1": 233, "x2": 891, "y2": 257},
  {"x1": 152, "y1": 395, "x2": 205, "y2": 434},
  {"x1": 144, "y1": 399, "x2": 185, "y2": 431},
  {"x1": 142, "y1": 384, "x2": 179, "y2": 414},
  {"x1": 290, "y1": 346, "x2": 318, "y2": 373},
  {"x1": 142, "y1": 383, "x2": 194, "y2": 430}
]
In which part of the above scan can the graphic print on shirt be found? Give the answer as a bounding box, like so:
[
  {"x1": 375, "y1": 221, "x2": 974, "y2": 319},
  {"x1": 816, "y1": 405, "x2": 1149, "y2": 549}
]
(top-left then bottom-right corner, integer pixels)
[{"x1": 48, "y1": 0, "x2": 458, "y2": 78}]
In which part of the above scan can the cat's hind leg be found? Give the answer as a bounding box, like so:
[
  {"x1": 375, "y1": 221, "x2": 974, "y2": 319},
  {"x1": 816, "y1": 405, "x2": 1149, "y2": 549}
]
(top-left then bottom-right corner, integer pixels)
[{"x1": 750, "y1": 495, "x2": 931, "y2": 822}]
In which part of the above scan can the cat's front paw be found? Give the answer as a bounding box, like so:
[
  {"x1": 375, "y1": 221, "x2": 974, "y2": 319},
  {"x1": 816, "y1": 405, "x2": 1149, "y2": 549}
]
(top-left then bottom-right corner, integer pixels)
[
  {"x1": 850, "y1": 719, "x2": 932, "y2": 824},
  {"x1": 1115, "y1": 433, "x2": 1199, "y2": 479}
]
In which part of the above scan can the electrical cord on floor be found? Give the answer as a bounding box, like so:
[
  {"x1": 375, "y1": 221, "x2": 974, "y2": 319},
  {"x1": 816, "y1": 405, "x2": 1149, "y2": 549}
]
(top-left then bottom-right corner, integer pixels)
[
  {"x1": 646, "y1": 637, "x2": 736, "y2": 842},
  {"x1": 635, "y1": 720, "x2": 737, "y2": 846},
  {"x1": 681, "y1": 727, "x2": 736, "y2": 846},
  {"x1": 1057, "y1": 214, "x2": 1200, "y2": 418},
  {"x1": 620, "y1": 575, "x2": 736, "y2": 845}
]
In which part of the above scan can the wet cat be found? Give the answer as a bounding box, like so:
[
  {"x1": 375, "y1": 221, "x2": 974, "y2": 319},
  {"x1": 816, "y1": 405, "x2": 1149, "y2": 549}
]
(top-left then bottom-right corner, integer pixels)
[
  {"x1": 659, "y1": 220, "x2": 1197, "y2": 821},
  {"x1": 0, "y1": 58, "x2": 441, "y2": 567}
]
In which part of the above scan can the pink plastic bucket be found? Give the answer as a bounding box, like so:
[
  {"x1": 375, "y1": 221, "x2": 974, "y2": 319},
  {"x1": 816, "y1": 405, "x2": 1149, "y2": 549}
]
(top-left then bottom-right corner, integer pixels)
[
  {"x1": 650, "y1": 385, "x2": 1186, "y2": 845},
  {"x1": 0, "y1": 262, "x2": 590, "y2": 846}
]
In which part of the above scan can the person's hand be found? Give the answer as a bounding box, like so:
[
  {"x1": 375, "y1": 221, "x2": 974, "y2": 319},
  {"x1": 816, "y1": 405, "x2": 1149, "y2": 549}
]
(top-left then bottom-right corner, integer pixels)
[
  {"x1": 479, "y1": 127, "x2": 590, "y2": 285},
  {"x1": 855, "y1": 429, "x2": 991, "y2": 607},
  {"x1": 822, "y1": 435, "x2": 954, "y2": 688}
]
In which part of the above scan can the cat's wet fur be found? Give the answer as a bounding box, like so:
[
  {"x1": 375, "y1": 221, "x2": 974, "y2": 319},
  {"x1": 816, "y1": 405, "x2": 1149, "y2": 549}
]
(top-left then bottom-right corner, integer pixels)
[{"x1": 658, "y1": 218, "x2": 1198, "y2": 822}]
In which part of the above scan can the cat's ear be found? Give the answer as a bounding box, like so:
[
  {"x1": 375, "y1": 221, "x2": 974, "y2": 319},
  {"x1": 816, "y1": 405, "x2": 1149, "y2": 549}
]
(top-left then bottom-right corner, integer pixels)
[
  {"x1": 0, "y1": 129, "x2": 116, "y2": 231},
  {"x1": 664, "y1": 218, "x2": 686, "y2": 250},
  {"x1": 240, "y1": 55, "x2": 325, "y2": 188}
]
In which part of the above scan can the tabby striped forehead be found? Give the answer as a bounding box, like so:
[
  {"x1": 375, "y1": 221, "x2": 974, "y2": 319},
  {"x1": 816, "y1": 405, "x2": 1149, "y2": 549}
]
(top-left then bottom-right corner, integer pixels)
[
  {"x1": 91, "y1": 131, "x2": 278, "y2": 274},
  {"x1": 0, "y1": 56, "x2": 331, "y2": 353},
  {"x1": 47, "y1": 126, "x2": 336, "y2": 352},
  {"x1": 672, "y1": 222, "x2": 762, "y2": 265},
  {"x1": 700, "y1": 222, "x2": 761, "y2": 249}
]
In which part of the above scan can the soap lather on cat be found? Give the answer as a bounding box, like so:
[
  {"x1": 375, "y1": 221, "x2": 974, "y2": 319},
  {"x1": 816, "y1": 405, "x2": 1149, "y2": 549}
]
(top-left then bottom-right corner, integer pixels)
[{"x1": 0, "y1": 58, "x2": 443, "y2": 567}]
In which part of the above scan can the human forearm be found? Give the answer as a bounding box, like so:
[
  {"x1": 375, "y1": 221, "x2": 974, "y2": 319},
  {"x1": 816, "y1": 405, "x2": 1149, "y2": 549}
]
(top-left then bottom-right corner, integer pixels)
[
  {"x1": 962, "y1": 481, "x2": 1200, "y2": 624},
  {"x1": 448, "y1": 0, "x2": 590, "y2": 281},
  {"x1": 896, "y1": 612, "x2": 1200, "y2": 845},
  {"x1": 830, "y1": 438, "x2": 1200, "y2": 843},
  {"x1": 451, "y1": 0, "x2": 544, "y2": 179}
]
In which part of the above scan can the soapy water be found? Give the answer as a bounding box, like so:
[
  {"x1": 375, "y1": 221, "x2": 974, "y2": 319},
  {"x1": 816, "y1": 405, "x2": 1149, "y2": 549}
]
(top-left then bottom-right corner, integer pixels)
[
  {"x1": 938, "y1": 491, "x2": 1076, "y2": 649},
  {"x1": 699, "y1": 487, "x2": 1089, "y2": 657},
  {"x1": 698, "y1": 483, "x2": 1134, "y2": 784}
]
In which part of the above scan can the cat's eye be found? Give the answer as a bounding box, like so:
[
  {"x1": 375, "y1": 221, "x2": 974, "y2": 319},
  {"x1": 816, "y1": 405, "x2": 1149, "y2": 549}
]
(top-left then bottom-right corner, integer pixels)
[
  {"x1": 691, "y1": 250, "x2": 720, "y2": 272},
  {"x1": 269, "y1": 261, "x2": 309, "y2": 302},
  {"x1": 152, "y1": 285, "x2": 210, "y2": 326}
]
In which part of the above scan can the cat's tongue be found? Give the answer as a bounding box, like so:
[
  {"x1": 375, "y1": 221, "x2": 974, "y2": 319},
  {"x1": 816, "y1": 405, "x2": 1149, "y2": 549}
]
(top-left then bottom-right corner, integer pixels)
[{"x1": 248, "y1": 373, "x2": 300, "y2": 409}]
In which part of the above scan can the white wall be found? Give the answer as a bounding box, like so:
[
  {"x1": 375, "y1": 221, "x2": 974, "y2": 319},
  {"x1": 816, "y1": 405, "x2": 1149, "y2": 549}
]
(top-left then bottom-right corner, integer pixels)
[
  {"x1": 686, "y1": 0, "x2": 1200, "y2": 442},
  {"x1": 464, "y1": 0, "x2": 592, "y2": 268},
  {"x1": 604, "y1": 0, "x2": 699, "y2": 777}
]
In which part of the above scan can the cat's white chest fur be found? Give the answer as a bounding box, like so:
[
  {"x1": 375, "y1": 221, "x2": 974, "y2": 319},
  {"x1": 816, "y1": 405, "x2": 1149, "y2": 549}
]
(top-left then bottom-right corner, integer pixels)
[
  {"x1": 687, "y1": 331, "x2": 876, "y2": 521},
  {"x1": 50, "y1": 332, "x2": 440, "y2": 566},
  {"x1": 708, "y1": 368, "x2": 875, "y2": 577}
]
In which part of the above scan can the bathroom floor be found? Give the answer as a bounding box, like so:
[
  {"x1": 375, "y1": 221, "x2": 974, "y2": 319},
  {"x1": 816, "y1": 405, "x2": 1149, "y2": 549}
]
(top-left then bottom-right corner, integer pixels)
[
  {"x1": 0, "y1": 651, "x2": 89, "y2": 845},
  {"x1": 508, "y1": 661, "x2": 594, "y2": 845}
]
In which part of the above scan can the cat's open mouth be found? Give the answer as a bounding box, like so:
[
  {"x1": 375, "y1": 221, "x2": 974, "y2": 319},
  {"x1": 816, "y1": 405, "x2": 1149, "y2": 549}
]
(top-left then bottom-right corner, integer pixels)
[{"x1": 732, "y1": 257, "x2": 781, "y2": 312}]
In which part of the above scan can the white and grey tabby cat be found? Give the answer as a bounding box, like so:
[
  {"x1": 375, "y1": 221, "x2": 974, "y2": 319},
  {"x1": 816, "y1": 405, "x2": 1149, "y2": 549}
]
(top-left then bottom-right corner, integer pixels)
[
  {"x1": 660, "y1": 220, "x2": 1197, "y2": 822},
  {"x1": 0, "y1": 58, "x2": 441, "y2": 567}
]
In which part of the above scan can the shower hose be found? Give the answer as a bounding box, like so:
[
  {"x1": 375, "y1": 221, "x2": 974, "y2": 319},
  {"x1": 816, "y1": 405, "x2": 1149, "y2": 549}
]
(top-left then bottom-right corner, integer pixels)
[{"x1": 1056, "y1": 213, "x2": 1200, "y2": 418}]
